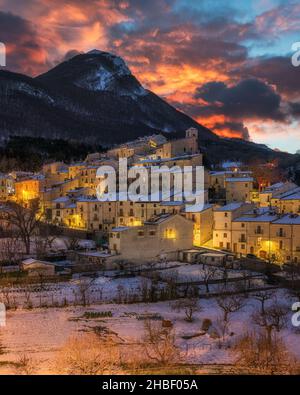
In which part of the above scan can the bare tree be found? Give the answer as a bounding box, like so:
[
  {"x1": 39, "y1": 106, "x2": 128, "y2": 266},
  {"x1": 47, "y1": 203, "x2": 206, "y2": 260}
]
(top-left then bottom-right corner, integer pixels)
[
  {"x1": 252, "y1": 290, "x2": 275, "y2": 316},
  {"x1": 172, "y1": 298, "x2": 200, "y2": 322},
  {"x1": 14, "y1": 354, "x2": 36, "y2": 375},
  {"x1": 142, "y1": 320, "x2": 181, "y2": 365},
  {"x1": 2, "y1": 199, "x2": 41, "y2": 255},
  {"x1": 216, "y1": 294, "x2": 245, "y2": 330},
  {"x1": 34, "y1": 229, "x2": 57, "y2": 260},
  {"x1": 202, "y1": 265, "x2": 217, "y2": 293},
  {"x1": 76, "y1": 277, "x2": 95, "y2": 306},
  {"x1": 0, "y1": 237, "x2": 22, "y2": 269},
  {"x1": 252, "y1": 300, "x2": 288, "y2": 346},
  {"x1": 64, "y1": 236, "x2": 80, "y2": 251},
  {"x1": 56, "y1": 333, "x2": 121, "y2": 375},
  {"x1": 235, "y1": 330, "x2": 299, "y2": 374}
]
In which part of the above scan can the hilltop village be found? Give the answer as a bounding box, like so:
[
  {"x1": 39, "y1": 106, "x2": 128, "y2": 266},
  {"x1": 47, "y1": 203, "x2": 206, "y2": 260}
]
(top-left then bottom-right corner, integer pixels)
[{"x1": 0, "y1": 127, "x2": 299, "y2": 270}]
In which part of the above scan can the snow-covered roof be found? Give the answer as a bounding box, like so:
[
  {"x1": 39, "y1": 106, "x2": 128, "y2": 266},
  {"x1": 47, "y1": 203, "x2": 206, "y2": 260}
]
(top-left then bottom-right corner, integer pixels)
[
  {"x1": 185, "y1": 203, "x2": 213, "y2": 213},
  {"x1": 225, "y1": 177, "x2": 254, "y2": 182},
  {"x1": 22, "y1": 258, "x2": 53, "y2": 266},
  {"x1": 160, "y1": 201, "x2": 185, "y2": 206},
  {"x1": 215, "y1": 202, "x2": 245, "y2": 212},
  {"x1": 111, "y1": 226, "x2": 130, "y2": 232},
  {"x1": 53, "y1": 196, "x2": 70, "y2": 203},
  {"x1": 144, "y1": 213, "x2": 174, "y2": 225},
  {"x1": 221, "y1": 161, "x2": 242, "y2": 169},
  {"x1": 281, "y1": 191, "x2": 300, "y2": 201},
  {"x1": 272, "y1": 214, "x2": 300, "y2": 225},
  {"x1": 77, "y1": 251, "x2": 113, "y2": 258},
  {"x1": 234, "y1": 213, "x2": 279, "y2": 223}
]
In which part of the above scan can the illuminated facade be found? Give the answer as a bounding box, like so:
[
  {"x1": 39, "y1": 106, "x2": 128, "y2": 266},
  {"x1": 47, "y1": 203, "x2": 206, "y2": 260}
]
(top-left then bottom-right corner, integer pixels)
[{"x1": 109, "y1": 213, "x2": 194, "y2": 262}]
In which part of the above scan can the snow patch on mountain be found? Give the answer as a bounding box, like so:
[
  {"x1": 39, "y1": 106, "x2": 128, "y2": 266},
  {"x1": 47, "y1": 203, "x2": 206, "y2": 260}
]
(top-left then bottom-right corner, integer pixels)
[
  {"x1": 10, "y1": 82, "x2": 54, "y2": 104},
  {"x1": 74, "y1": 50, "x2": 148, "y2": 98}
]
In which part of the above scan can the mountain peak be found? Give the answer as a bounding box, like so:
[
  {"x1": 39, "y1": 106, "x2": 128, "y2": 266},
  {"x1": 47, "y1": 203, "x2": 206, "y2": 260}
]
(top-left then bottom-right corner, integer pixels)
[{"x1": 38, "y1": 49, "x2": 147, "y2": 97}]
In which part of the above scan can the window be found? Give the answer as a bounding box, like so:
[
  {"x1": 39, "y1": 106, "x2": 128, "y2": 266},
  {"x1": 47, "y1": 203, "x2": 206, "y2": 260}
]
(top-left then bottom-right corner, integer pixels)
[
  {"x1": 224, "y1": 212, "x2": 228, "y2": 217},
  {"x1": 164, "y1": 228, "x2": 176, "y2": 239},
  {"x1": 242, "y1": 223, "x2": 245, "y2": 228},
  {"x1": 149, "y1": 230, "x2": 156, "y2": 236},
  {"x1": 241, "y1": 244, "x2": 245, "y2": 250},
  {"x1": 223, "y1": 233, "x2": 227, "y2": 238},
  {"x1": 138, "y1": 230, "x2": 144, "y2": 237},
  {"x1": 279, "y1": 241, "x2": 283, "y2": 250}
]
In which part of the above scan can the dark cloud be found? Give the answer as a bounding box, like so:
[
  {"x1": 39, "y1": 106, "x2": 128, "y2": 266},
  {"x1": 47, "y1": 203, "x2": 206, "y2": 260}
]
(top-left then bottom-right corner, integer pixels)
[
  {"x1": 194, "y1": 78, "x2": 284, "y2": 121},
  {"x1": 239, "y1": 56, "x2": 300, "y2": 98},
  {"x1": 212, "y1": 121, "x2": 250, "y2": 140},
  {"x1": 0, "y1": 11, "x2": 47, "y2": 74},
  {"x1": 288, "y1": 102, "x2": 300, "y2": 117}
]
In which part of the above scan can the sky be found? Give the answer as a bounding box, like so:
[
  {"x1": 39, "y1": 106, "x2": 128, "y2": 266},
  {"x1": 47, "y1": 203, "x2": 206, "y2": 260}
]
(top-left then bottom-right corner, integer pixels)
[{"x1": 0, "y1": 0, "x2": 299, "y2": 153}]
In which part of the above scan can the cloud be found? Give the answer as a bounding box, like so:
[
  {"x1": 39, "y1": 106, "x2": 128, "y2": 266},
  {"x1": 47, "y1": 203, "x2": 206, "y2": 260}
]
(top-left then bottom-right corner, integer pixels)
[
  {"x1": 241, "y1": 56, "x2": 300, "y2": 99},
  {"x1": 194, "y1": 78, "x2": 284, "y2": 121},
  {"x1": 0, "y1": 11, "x2": 48, "y2": 74}
]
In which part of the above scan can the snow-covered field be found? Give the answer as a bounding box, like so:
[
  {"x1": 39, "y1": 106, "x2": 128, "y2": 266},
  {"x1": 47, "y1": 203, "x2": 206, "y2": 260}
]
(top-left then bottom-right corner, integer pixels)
[
  {"x1": 0, "y1": 261, "x2": 298, "y2": 374},
  {"x1": 0, "y1": 291, "x2": 299, "y2": 374}
]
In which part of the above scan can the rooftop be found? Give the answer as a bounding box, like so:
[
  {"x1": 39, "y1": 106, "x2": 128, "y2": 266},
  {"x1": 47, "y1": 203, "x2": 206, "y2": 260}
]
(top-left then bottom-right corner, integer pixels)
[
  {"x1": 185, "y1": 203, "x2": 213, "y2": 213},
  {"x1": 272, "y1": 214, "x2": 300, "y2": 225},
  {"x1": 225, "y1": 177, "x2": 254, "y2": 182},
  {"x1": 215, "y1": 202, "x2": 245, "y2": 212},
  {"x1": 234, "y1": 212, "x2": 279, "y2": 223}
]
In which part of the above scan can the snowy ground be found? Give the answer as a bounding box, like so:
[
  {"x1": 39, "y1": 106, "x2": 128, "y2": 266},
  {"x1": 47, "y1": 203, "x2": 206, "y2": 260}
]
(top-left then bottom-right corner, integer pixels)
[
  {"x1": 0, "y1": 261, "x2": 298, "y2": 374},
  {"x1": 0, "y1": 288, "x2": 299, "y2": 374}
]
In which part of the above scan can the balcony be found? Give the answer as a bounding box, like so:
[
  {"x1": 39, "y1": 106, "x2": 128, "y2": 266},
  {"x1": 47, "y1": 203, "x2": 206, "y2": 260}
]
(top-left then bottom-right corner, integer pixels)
[
  {"x1": 276, "y1": 231, "x2": 286, "y2": 237},
  {"x1": 103, "y1": 219, "x2": 115, "y2": 224},
  {"x1": 239, "y1": 238, "x2": 247, "y2": 243},
  {"x1": 254, "y1": 229, "x2": 264, "y2": 235}
]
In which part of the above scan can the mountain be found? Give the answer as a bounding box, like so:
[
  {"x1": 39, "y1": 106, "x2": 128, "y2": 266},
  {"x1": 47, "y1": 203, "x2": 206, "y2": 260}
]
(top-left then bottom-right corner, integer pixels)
[
  {"x1": 0, "y1": 49, "x2": 295, "y2": 166},
  {"x1": 0, "y1": 49, "x2": 215, "y2": 145}
]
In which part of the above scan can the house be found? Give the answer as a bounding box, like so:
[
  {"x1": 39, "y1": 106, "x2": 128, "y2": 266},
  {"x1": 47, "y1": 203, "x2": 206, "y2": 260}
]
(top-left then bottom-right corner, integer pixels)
[
  {"x1": 21, "y1": 258, "x2": 56, "y2": 277},
  {"x1": 199, "y1": 252, "x2": 227, "y2": 266},
  {"x1": 259, "y1": 182, "x2": 297, "y2": 207},
  {"x1": 0, "y1": 174, "x2": 14, "y2": 201},
  {"x1": 109, "y1": 213, "x2": 194, "y2": 263},
  {"x1": 225, "y1": 177, "x2": 254, "y2": 203},
  {"x1": 69, "y1": 250, "x2": 115, "y2": 270},
  {"x1": 15, "y1": 176, "x2": 45, "y2": 203},
  {"x1": 185, "y1": 203, "x2": 214, "y2": 246},
  {"x1": 213, "y1": 202, "x2": 254, "y2": 250},
  {"x1": 155, "y1": 128, "x2": 199, "y2": 159}
]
